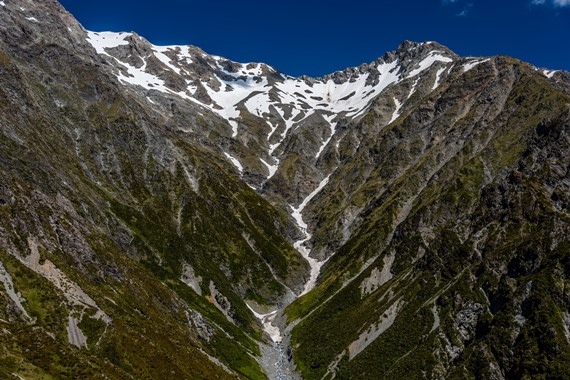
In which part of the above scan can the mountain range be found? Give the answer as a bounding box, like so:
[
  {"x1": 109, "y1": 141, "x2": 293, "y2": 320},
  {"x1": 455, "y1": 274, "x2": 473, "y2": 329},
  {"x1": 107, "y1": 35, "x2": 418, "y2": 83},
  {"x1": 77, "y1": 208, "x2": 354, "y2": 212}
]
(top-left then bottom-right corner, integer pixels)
[{"x1": 1, "y1": 0, "x2": 570, "y2": 379}]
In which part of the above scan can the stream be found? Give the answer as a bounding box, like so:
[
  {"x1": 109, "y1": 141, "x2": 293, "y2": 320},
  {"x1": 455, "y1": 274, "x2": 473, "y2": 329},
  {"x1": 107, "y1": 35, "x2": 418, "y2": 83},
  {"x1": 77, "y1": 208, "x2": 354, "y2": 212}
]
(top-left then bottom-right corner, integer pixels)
[{"x1": 252, "y1": 175, "x2": 332, "y2": 379}]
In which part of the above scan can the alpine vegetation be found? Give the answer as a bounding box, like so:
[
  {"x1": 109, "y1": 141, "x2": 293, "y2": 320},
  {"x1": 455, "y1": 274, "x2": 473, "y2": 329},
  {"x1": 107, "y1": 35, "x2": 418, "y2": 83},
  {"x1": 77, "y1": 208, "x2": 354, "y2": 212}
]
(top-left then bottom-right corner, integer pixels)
[{"x1": 0, "y1": 0, "x2": 570, "y2": 379}]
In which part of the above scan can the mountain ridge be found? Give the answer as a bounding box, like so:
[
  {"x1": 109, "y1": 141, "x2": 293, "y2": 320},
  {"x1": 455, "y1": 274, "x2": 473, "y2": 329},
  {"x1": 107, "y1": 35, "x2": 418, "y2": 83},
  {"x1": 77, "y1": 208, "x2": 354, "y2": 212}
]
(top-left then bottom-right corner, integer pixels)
[{"x1": 1, "y1": 0, "x2": 570, "y2": 379}]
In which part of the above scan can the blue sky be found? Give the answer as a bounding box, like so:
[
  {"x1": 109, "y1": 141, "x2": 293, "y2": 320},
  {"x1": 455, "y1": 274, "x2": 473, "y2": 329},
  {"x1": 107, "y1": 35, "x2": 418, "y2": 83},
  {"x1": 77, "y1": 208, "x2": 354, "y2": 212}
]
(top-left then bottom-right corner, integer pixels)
[{"x1": 59, "y1": 0, "x2": 570, "y2": 77}]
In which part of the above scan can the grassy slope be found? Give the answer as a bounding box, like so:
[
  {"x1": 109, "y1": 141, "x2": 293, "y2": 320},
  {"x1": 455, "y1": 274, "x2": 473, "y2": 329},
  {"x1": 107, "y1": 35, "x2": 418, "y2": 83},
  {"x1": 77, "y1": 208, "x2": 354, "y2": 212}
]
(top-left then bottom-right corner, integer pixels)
[
  {"x1": 0, "y1": 27, "x2": 308, "y2": 378},
  {"x1": 287, "y1": 59, "x2": 570, "y2": 378}
]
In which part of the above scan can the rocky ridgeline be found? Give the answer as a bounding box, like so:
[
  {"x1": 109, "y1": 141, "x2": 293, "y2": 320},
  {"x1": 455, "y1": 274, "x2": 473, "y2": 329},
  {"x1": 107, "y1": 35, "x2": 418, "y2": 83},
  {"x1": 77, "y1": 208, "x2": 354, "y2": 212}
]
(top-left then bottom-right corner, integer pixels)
[{"x1": 1, "y1": 0, "x2": 570, "y2": 379}]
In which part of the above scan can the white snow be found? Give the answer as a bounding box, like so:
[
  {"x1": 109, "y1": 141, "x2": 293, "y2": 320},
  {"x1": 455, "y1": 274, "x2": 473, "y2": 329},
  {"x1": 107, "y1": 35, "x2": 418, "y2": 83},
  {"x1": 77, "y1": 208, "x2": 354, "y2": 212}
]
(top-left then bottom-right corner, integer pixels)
[
  {"x1": 389, "y1": 97, "x2": 403, "y2": 124},
  {"x1": 246, "y1": 304, "x2": 282, "y2": 343},
  {"x1": 244, "y1": 91, "x2": 272, "y2": 117},
  {"x1": 86, "y1": 31, "x2": 199, "y2": 104},
  {"x1": 153, "y1": 47, "x2": 184, "y2": 75},
  {"x1": 269, "y1": 142, "x2": 280, "y2": 155},
  {"x1": 213, "y1": 59, "x2": 403, "y2": 146},
  {"x1": 117, "y1": 61, "x2": 166, "y2": 90},
  {"x1": 463, "y1": 58, "x2": 490, "y2": 73},
  {"x1": 266, "y1": 120, "x2": 280, "y2": 142},
  {"x1": 291, "y1": 174, "x2": 331, "y2": 295},
  {"x1": 543, "y1": 69, "x2": 558, "y2": 78},
  {"x1": 315, "y1": 115, "x2": 337, "y2": 159},
  {"x1": 86, "y1": 31, "x2": 131, "y2": 55},
  {"x1": 86, "y1": 30, "x2": 425, "y2": 146},
  {"x1": 223, "y1": 152, "x2": 243, "y2": 174},
  {"x1": 432, "y1": 67, "x2": 447, "y2": 90},
  {"x1": 26, "y1": 16, "x2": 38, "y2": 22},
  {"x1": 260, "y1": 158, "x2": 278, "y2": 179},
  {"x1": 408, "y1": 78, "x2": 420, "y2": 99},
  {"x1": 204, "y1": 76, "x2": 270, "y2": 137},
  {"x1": 407, "y1": 52, "x2": 453, "y2": 78},
  {"x1": 0, "y1": 2, "x2": 5, "y2": 7}
]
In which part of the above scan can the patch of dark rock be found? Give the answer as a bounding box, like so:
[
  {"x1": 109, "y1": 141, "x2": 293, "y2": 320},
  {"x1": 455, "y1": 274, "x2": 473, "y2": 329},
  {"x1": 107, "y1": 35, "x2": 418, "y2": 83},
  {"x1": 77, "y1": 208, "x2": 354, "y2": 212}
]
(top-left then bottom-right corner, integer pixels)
[
  {"x1": 339, "y1": 91, "x2": 356, "y2": 101},
  {"x1": 507, "y1": 248, "x2": 542, "y2": 278},
  {"x1": 310, "y1": 96, "x2": 323, "y2": 101},
  {"x1": 363, "y1": 89, "x2": 376, "y2": 98}
]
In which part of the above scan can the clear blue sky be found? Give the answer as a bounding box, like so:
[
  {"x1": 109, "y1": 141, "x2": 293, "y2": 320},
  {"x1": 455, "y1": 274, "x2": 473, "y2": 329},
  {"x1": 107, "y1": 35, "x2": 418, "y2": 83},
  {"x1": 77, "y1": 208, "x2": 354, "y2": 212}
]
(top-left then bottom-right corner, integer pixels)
[{"x1": 59, "y1": 0, "x2": 570, "y2": 77}]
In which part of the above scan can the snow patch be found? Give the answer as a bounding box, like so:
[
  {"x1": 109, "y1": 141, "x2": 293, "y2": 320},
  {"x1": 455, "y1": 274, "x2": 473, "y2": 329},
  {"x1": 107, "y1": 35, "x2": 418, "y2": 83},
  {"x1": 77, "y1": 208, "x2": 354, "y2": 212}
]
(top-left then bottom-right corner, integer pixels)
[
  {"x1": 432, "y1": 67, "x2": 447, "y2": 90},
  {"x1": 291, "y1": 175, "x2": 331, "y2": 295},
  {"x1": 204, "y1": 76, "x2": 270, "y2": 138},
  {"x1": 244, "y1": 91, "x2": 272, "y2": 117},
  {"x1": 407, "y1": 52, "x2": 453, "y2": 78},
  {"x1": 86, "y1": 31, "x2": 199, "y2": 104},
  {"x1": 86, "y1": 31, "x2": 131, "y2": 55},
  {"x1": 260, "y1": 158, "x2": 278, "y2": 179},
  {"x1": 463, "y1": 58, "x2": 490, "y2": 73},
  {"x1": 246, "y1": 304, "x2": 282, "y2": 343},
  {"x1": 153, "y1": 46, "x2": 184, "y2": 75},
  {"x1": 315, "y1": 115, "x2": 337, "y2": 159},
  {"x1": 26, "y1": 16, "x2": 38, "y2": 22},
  {"x1": 223, "y1": 152, "x2": 243, "y2": 174},
  {"x1": 543, "y1": 69, "x2": 558, "y2": 79},
  {"x1": 0, "y1": 2, "x2": 5, "y2": 7},
  {"x1": 408, "y1": 78, "x2": 420, "y2": 99},
  {"x1": 389, "y1": 97, "x2": 403, "y2": 124}
]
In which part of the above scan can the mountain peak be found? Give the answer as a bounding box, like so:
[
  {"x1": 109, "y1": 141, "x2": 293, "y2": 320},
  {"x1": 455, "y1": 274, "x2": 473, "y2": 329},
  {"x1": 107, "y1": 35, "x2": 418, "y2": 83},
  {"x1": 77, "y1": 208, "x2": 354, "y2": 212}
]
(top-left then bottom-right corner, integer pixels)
[
  {"x1": 82, "y1": 29, "x2": 465, "y2": 144},
  {"x1": 3, "y1": 1, "x2": 570, "y2": 379}
]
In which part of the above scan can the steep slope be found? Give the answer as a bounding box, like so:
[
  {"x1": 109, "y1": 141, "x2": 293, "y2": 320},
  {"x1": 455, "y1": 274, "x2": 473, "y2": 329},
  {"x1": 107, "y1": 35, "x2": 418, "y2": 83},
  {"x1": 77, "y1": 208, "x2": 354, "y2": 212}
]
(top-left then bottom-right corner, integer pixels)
[
  {"x1": 0, "y1": 0, "x2": 307, "y2": 378},
  {"x1": 1, "y1": 0, "x2": 570, "y2": 379},
  {"x1": 285, "y1": 58, "x2": 570, "y2": 379}
]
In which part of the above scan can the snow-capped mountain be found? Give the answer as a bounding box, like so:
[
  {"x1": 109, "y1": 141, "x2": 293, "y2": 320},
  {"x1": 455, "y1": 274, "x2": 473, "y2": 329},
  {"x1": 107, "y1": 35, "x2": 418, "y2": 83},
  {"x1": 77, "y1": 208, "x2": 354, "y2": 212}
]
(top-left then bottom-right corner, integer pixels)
[
  {"x1": 85, "y1": 30, "x2": 496, "y2": 192},
  {"x1": 86, "y1": 31, "x2": 460, "y2": 128},
  {"x1": 1, "y1": 0, "x2": 570, "y2": 379}
]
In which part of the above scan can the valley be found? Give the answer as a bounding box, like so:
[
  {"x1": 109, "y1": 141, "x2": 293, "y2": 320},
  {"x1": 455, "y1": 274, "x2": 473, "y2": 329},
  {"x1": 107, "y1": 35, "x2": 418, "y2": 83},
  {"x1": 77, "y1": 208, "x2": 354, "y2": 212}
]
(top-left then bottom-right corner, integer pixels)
[{"x1": 0, "y1": 1, "x2": 570, "y2": 378}]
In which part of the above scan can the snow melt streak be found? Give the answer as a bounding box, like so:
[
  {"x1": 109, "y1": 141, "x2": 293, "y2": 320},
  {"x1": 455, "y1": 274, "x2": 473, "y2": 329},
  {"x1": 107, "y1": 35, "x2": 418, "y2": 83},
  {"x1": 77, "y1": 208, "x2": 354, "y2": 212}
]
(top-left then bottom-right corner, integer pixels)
[
  {"x1": 291, "y1": 175, "x2": 331, "y2": 295},
  {"x1": 246, "y1": 304, "x2": 282, "y2": 343},
  {"x1": 224, "y1": 152, "x2": 243, "y2": 174}
]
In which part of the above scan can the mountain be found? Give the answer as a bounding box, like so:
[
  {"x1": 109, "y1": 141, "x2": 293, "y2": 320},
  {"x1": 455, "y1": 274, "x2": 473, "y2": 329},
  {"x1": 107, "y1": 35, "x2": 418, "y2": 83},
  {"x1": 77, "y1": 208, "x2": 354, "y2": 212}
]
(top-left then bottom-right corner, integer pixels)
[{"x1": 1, "y1": 0, "x2": 570, "y2": 379}]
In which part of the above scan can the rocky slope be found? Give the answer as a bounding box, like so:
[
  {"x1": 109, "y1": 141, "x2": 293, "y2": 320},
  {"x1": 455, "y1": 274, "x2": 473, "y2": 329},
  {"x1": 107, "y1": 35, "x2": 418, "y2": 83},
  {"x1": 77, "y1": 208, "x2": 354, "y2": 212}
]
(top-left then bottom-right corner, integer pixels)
[{"x1": 1, "y1": 0, "x2": 570, "y2": 379}]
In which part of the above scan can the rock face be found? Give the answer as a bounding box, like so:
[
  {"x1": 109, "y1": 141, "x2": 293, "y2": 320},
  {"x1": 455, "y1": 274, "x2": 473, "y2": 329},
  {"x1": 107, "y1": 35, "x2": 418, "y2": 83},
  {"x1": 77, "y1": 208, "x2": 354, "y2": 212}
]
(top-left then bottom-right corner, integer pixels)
[{"x1": 1, "y1": 0, "x2": 570, "y2": 378}]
